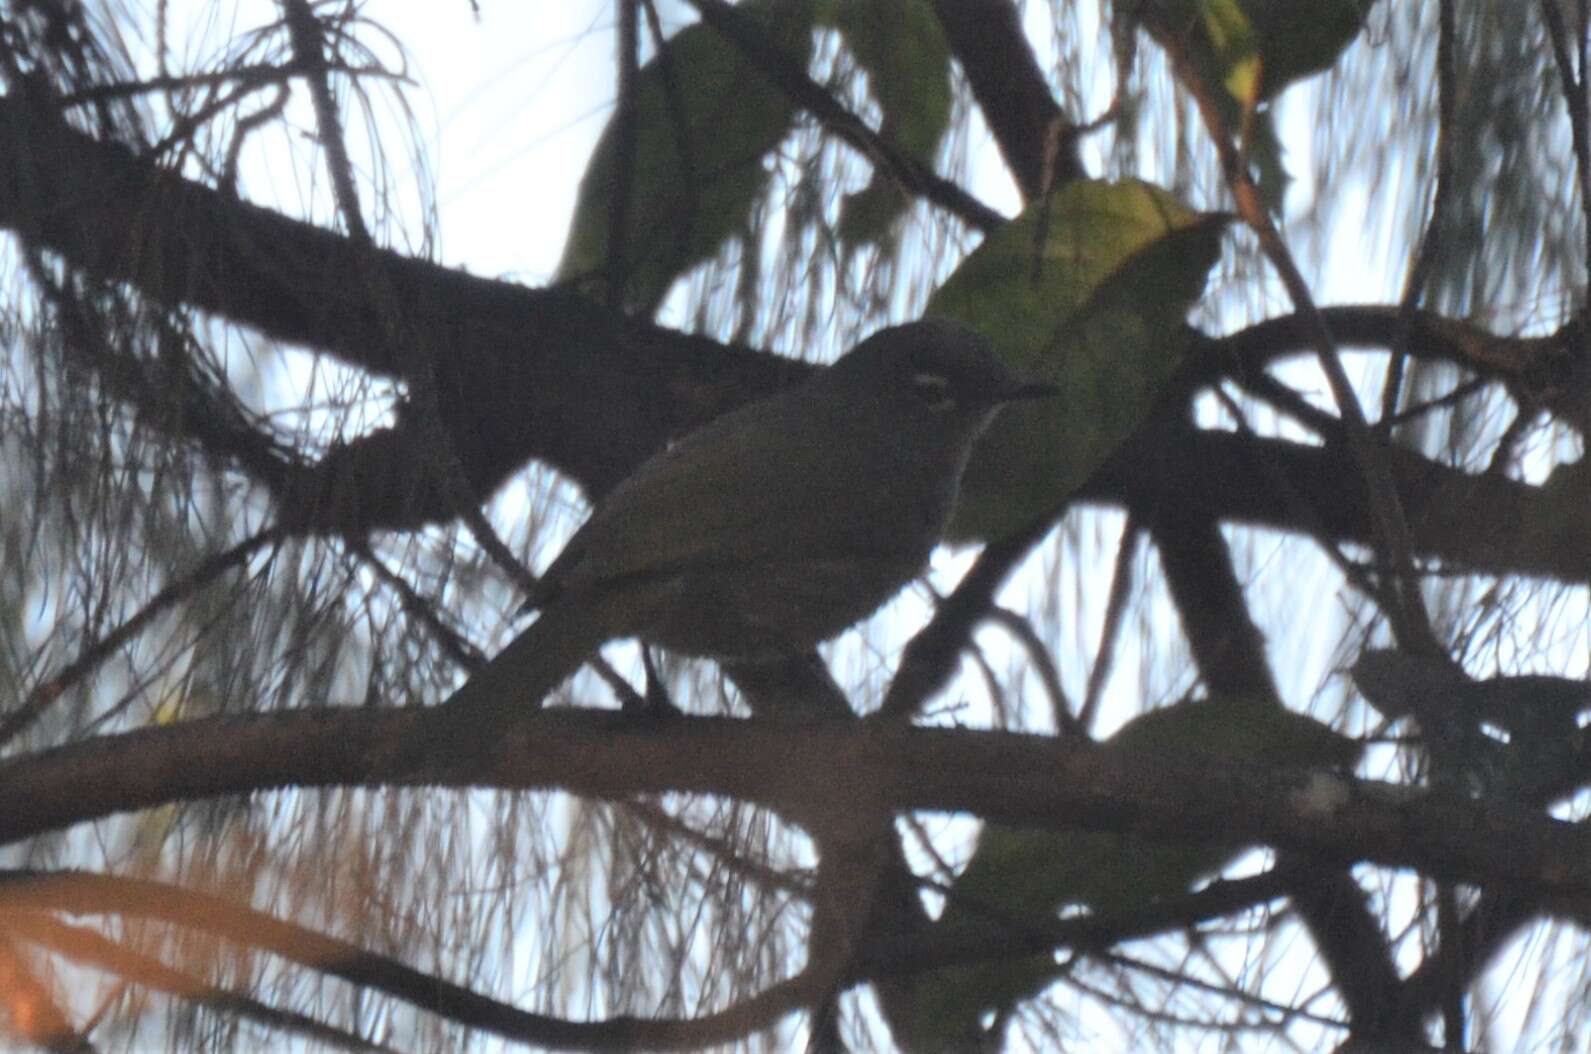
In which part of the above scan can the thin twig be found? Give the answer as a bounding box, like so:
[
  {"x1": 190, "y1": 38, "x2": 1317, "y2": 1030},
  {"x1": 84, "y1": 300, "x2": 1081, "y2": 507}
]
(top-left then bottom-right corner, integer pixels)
[
  {"x1": 11, "y1": 912, "x2": 396, "y2": 1054},
  {"x1": 0, "y1": 527, "x2": 284, "y2": 749},
  {"x1": 1227, "y1": 370, "x2": 1346, "y2": 439},
  {"x1": 1384, "y1": 0, "x2": 1458, "y2": 426},
  {"x1": 623, "y1": 801, "x2": 812, "y2": 897},
  {"x1": 1383, "y1": 376, "x2": 1490, "y2": 430},
  {"x1": 1541, "y1": 0, "x2": 1591, "y2": 282},
  {"x1": 606, "y1": 0, "x2": 640, "y2": 305},
  {"x1": 984, "y1": 605, "x2": 1080, "y2": 736},
  {"x1": 878, "y1": 495, "x2": 1075, "y2": 720},
  {"x1": 1145, "y1": 9, "x2": 1440, "y2": 656},
  {"x1": 683, "y1": 0, "x2": 1005, "y2": 233},
  {"x1": 1079, "y1": 519, "x2": 1141, "y2": 733},
  {"x1": 282, "y1": 0, "x2": 368, "y2": 242},
  {"x1": 56, "y1": 63, "x2": 411, "y2": 107},
  {"x1": 344, "y1": 538, "x2": 482, "y2": 671}
]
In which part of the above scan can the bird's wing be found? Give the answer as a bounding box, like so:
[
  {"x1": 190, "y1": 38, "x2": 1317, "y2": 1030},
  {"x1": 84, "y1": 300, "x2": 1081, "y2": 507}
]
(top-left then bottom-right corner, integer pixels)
[{"x1": 538, "y1": 391, "x2": 891, "y2": 599}]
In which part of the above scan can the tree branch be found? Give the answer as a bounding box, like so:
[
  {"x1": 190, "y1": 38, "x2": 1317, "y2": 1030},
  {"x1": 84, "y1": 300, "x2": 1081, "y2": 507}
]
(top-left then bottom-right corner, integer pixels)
[
  {"x1": 1089, "y1": 425, "x2": 1591, "y2": 582},
  {"x1": 5, "y1": 91, "x2": 1589, "y2": 581},
  {"x1": 0, "y1": 91, "x2": 796, "y2": 511},
  {"x1": 683, "y1": 0, "x2": 1006, "y2": 233},
  {"x1": 2, "y1": 709, "x2": 1590, "y2": 899},
  {"x1": 931, "y1": 0, "x2": 1082, "y2": 200},
  {"x1": 12, "y1": 912, "x2": 390, "y2": 1054}
]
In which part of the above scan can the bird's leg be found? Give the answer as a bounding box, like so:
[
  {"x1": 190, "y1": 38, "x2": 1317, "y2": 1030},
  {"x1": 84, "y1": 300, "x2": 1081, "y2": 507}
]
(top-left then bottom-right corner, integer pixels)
[{"x1": 637, "y1": 645, "x2": 684, "y2": 718}]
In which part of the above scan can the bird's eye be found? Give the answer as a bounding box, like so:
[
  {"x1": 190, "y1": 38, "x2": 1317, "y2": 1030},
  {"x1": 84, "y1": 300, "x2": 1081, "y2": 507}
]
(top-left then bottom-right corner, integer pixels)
[{"x1": 912, "y1": 372, "x2": 956, "y2": 412}]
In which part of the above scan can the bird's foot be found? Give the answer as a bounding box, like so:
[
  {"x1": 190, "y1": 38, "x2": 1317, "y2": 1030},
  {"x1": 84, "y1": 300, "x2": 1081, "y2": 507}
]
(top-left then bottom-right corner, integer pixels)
[{"x1": 629, "y1": 646, "x2": 684, "y2": 719}]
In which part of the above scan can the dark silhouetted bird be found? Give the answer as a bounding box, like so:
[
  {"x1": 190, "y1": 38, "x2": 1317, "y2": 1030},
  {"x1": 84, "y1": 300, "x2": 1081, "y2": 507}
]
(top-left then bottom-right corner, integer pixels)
[{"x1": 440, "y1": 318, "x2": 1056, "y2": 721}]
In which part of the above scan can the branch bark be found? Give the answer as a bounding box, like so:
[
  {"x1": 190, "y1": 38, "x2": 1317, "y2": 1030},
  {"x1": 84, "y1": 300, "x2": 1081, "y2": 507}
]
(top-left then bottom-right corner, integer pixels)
[
  {"x1": 5, "y1": 94, "x2": 1589, "y2": 579},
  {"x1": 931, "y1": 0, "x2": 1082, "y2": 199},
  {"x1": 3, "y1": 708, "x2": 1589, "y2": 898}
]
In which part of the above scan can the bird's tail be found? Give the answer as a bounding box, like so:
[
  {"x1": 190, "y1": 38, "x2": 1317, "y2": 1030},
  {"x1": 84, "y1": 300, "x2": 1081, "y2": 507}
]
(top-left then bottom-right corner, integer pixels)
[{"x1": 433, "y1": 597, "x2": 615, "y2": 745}]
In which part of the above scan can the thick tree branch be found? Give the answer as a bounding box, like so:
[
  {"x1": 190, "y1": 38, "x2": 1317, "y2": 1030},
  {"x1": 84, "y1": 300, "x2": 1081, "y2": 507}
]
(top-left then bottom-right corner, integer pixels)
[
  {"x1": 1090, "y1": 425, "x2": 1591, "y2": 582},
  {"x1": 864, "y1": 867, "x2": 1297, "y2": 984},
  {"x1": 1146, "y1": 512, "x2": 1274, "y2": 698},
  {"x1": 931, "y1": 0, "x2": 1083, "y2": 200},
  {"x1": 0, "y1": 91, "x2": 796, "y2": 512},
  {"x1": 5, "y1": 91, "x2": 1589, "y2": 581},
  {"x1": 1142, "y1": 435, "x2": 1410, "y2": 1042},
  {"x1": 3, "y1": 709, "x2": 1590, "y2": 899}
]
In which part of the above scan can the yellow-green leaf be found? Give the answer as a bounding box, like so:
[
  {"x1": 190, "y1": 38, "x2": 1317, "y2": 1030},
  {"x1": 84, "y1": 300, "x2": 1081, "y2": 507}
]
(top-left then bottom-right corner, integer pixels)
[
  {"x1": 1240, "y1": 0, "x2": 1373, "y2": 94},
  {"x1": 823, "y1": 0, "x2": 952, "y2": 249},
  {"x1": 557, "y1": 1, "x2": 814, "y2": 312},
  {"x1": 927, "y1": 179, "x2": 1227, "y2": 540},
  {"x1": 890, "y1": 695, "x2": 1361, "y2": 1048},
  {"x1": 1157, "y1": 0, "x2": 1373, "y2": 101}
]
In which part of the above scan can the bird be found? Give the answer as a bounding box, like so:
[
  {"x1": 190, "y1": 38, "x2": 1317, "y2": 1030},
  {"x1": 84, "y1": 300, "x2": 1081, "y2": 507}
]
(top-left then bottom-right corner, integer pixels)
[{"x1": 437, "y1": 317, "x2": 1057, "y2": 724}]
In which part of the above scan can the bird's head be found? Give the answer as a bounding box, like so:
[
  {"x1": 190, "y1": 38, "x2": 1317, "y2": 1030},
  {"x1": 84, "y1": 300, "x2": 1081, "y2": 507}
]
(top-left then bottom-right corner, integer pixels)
[{"x1": 827, "y1": 318, "x2": 1057, "y2": 426}]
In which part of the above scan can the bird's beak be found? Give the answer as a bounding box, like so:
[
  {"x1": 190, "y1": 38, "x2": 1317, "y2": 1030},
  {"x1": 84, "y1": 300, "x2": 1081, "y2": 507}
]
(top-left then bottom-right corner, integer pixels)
[{"x1": 997, "y1": 377, "x2": 1060, "y2": 403}]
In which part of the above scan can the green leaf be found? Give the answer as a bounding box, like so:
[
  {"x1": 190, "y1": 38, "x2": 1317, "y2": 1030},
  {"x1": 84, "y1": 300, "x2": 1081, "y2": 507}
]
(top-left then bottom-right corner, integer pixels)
[
  {"x1": 822, "y1": 0, "x2": 952, "y2": 249},
  {"x1": 556, "y1": 1, "x2": 814, "y2": 312},
  {"x1": 1140, "y1": 0, "x2": 1373, "y2": 209},
  {"x1": 1155, "y1": 0, "x2": 1375, "y2": 101},
  {"x1": 1240, "y1": 0, "x2": 1374, "y2": 96},
  {"x1": 927, "y1": 179, "x2": 1227, "y2": 540},
  {"x1": 1199, "y1": 0, "x2": 1263, "y2": 103},
  {"x1": 896, "y1": 695, "x2": 1362, "y2": 1048}
]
